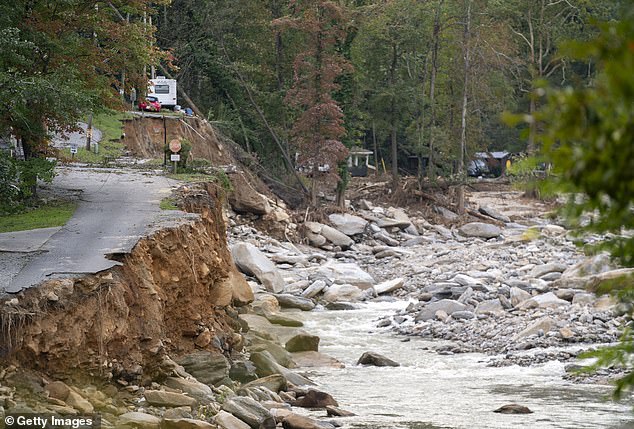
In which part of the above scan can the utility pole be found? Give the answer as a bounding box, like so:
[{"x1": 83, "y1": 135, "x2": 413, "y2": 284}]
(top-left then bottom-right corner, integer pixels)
[{"x1": 86, "y1": 113, "x2": 93, "y2": 151}]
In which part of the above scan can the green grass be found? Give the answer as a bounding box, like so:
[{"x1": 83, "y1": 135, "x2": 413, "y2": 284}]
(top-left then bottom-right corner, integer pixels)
[
  {"x1": 0, "y1": 201, "x2": 77, "y2": 233},
  {"x1": 160, "y1": 197, "x2": 179, "y2": 210},
  {"x1": 71, "y1": 110, "x2": 132, "y2": 164}
]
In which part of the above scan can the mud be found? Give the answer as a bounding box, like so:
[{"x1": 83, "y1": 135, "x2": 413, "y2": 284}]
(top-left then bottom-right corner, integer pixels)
[{"x1": 0, "y1": 185, "x2": 252, "y2": 384}]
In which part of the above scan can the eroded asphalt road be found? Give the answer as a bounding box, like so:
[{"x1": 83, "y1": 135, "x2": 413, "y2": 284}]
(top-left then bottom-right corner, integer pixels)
[{"x1": 0, "y1": 166, "x2": 184, "y2": 295}]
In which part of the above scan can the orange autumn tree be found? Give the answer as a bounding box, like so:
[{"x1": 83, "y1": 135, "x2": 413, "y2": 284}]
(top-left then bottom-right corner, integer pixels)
[{"x1": 275, "y1": 0, "x2": 350, "y2": 206}]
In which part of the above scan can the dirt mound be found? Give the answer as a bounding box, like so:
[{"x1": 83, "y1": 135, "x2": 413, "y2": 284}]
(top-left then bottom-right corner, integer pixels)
[{"x1": 0, "y1": 185, "x2": 252, "y2": 383}]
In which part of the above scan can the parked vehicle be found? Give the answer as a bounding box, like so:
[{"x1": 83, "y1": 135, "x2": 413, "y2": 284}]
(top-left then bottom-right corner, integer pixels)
[
  {"x1": 148, "y1": 77, "x2": 177, "y2": 110},
  {"x1": 138, "y1": 96, "x2": 161, "y2": 112}
]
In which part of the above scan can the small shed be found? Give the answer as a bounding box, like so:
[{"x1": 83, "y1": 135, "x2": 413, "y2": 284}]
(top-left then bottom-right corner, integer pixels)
[
  {"x1": 471, "y1": 151, "x2": 510, "y2": 177},
  {"x1": 348, "y1": 147, "x2": 374, "y2": 177}
]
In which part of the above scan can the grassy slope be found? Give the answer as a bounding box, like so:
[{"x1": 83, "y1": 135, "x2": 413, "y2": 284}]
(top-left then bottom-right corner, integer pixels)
[{"x1": 0, "y1": 202, "x2": 77, "y2": 233}]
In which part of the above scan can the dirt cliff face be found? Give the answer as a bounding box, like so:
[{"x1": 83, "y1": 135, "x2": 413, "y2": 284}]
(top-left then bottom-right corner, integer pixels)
[{"x1": 0, "y1": 186, "x2": 252, "y2": 383}]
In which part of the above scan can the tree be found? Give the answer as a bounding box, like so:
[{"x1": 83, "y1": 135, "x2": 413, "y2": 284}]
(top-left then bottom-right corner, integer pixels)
[
  {"x1": 275, "y1": 0, "x2": 350, "y2": 206},
  {"x1": 0, "y1": 1, "x2": 163, "y2": 158},
  {"x1": 532, "y1": 3, "x2": 634, "y2": 397}
]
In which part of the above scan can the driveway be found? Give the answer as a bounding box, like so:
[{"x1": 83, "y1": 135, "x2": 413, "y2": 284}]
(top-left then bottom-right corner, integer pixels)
[{"x1": 0, "y1": 166, "x2": 185, "y2": 294}]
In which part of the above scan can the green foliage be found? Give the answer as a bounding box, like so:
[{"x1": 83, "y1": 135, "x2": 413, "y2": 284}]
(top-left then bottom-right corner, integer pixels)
[
  {"x1": 0, "y1": 201, "x2": 76, "y2": 232},
  {"x1": 529, "y1": 4, "x2": 634, "y2": 399},
  {"x1": 0, "y1": 154, "x2": 56, "y2": 213},
  {"x1": 159, "y1": 197, "x2": 179, "y2": 210}
]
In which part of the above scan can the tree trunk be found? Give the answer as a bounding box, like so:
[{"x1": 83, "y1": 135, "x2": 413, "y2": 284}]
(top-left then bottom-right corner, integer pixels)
[
  {"x1": 390, "y1": 43, "x2": 399, "y2": 191},
  {"x1": 427, "y1": 0, "x2": 443, "y2": 178},
  {"x1": 372, "y1": 120, "x2": 379, "y2": 177},
  {"x1": 86, "y1": 113, "x2": 93, "y2": 151},
  {"x1": 457, "y1": 0, "x2": 472, "y2": 215}
]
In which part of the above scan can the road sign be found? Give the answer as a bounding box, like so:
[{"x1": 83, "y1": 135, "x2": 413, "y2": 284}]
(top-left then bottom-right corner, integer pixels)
[
  {"x1": 70, "y1": 146, "x2": 78, "y2": 154},
  {"x1": 169, "y1": 139, "x2": 181, "y2": 153},
  {"x1": 170, "y1": 154, "x2": 181, "y2": 162}
]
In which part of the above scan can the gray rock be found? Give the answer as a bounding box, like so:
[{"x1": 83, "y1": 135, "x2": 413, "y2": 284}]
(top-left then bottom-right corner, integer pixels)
[
  {"x1": 302, "y1": 280, "x2": 327, "y2": 298},
  {"x1": 373, "y1": 278, "x2": 405, "y2": 295},
  {"x1": 232, "y1": 243, "x2": 285, "y2": 293},
  {"x1": 478, "y1": 205, "x2": 511, "y2": 223},
  {"x1": 322, "y1": 284, "x2": 364, "y2": 303},
  {"x1": 514, "y1": 317, "x2": 554, "y2": 340},
  {"x1": 164, "y1": 377, "x2": 213, "y2": 399},
  {"x1": 451, "y1": 310, "x2": 476, "y2": 320},
  {"x1": 239, "y1": 374, "x2": 287, "y2": 394},
  {"x1": 214, "y1": 410, "x2": 251, "y2": 429},
  {"x1": 530, "y1": 263, "x2": 568, "y2": 279},
  {"x1": 357, "y1": 351, "x2": 399, "y2": 367},
  {"x1": 117, "y1": 412, "x2": 161, "y2": 428},
  {"x1": 274, "y1": 294, "x2": 316, "y2": 311},
  {"x1": 249, "y1": 351, "x2": 314, "y2": 386},
  {"x1": 222, "y1": 396, "x2": 276, "y2": 429},
  {"x1": 493, "y1": 404, "x2": 533, "y2": 414},
  {"x1": 325, "y1": 302, "x2": 357, "y2": 311},
  {"x1": 320, "y1": 225, "x2": 354, "y2": 248},
  {"x1": 177, "y1": 352, "x2": 230, "y2": 387},
  {"x1": 572, "y1": 292, "x2": 596, "y2": 306},
  {"x1": 374, "y1": 232, "x2": 399, "y2": 246},
  {"x1": 435, "y1": 206, "x2": 459, "y2": 221},
  {"x1": 520, "y1": 292, "x2": 571, "y2": 309},
  {"x1": 282, "y1": 413, "x2": 336, "y2": 429},
  {"x1": 328, "y1": 213, "x2": 368, "y2": 236},
  {"x1": 458, "y1": 222, "x2": 502, "y2": 239},
  {"x1": 292, "y1": 389, "x2": 339, "y2": 408},
  {"x1": 317, "y1": 262, "x2": 375, "y2": 289},
  {"x1": 452, "y1": 274, "x2": 481, "y2": 286},
  {"x1": 416, "y1": 299, "x2": 469, "y2": 322},
  {"x1": 285, "y1": 334, "x2": 320, "y2": 353},
  {"x1": 476, "y1": 299, "x2": 505, "y2": 315},
  {"x1": 510, "y1": 286, "x2": 532, "y2": 307}
]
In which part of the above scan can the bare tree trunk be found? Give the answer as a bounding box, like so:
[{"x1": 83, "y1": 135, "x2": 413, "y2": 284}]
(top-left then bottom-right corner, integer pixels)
[
  {"x1": 457, "y1": 0, "x2": 472, "y2": 215},
  {"x1": 427, "y1": 0, "x2": 444, "y2": 178},
  {"x1": 372, "y1": 120, "x2": 379, "y2": 177},
  {"x1": 86, "y1": 113, "x2": 93, "y2": 151},
  {"x1": 390, "y1": 43, "x2": 399, "y2": 191}
]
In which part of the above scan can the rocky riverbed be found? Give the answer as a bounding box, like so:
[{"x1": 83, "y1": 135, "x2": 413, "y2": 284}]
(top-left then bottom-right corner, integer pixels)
[{"x1": 1, "y1": 183, "x2": 631, "y2": 429}]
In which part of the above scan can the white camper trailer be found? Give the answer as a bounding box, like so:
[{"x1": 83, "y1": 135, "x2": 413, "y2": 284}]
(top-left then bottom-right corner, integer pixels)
[{"x1": 148, "y1": 77, "x2": 177, "y2": 109}]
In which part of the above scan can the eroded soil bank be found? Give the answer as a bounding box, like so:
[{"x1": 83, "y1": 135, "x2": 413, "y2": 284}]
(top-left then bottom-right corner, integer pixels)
[{"x1": 0, "y1": 185, "x2": 254, "y2": 407}]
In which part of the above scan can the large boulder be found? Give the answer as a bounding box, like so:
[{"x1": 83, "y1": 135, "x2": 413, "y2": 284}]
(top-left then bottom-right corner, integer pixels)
[
  {"x1": 164, "y1": 377, "x2": 213, "y2": 400},
  {"x1": 274, "y1": 294, "x2": 316, "y2": 311},
  {"x1": 322, "y1": 284, "x2": 364, "y2": 303},
  {"x1": 458, "y1": 222, "x2": 502, "y2": 239},
  {"x1": 316, "y1": 262, "x2": 375, "y2": 289},
  {"x1": 519, "y1": 292, "x2": 571, "y2": 309},
  {"x1": 177, "y1": 352, "x2": 231, "y2": 387},
  {"x1": 229, "y1": 175, "x2": 272, "y2": 215},
  {"x1": 319, "y1": 225, "x2": 354, "y2": 248},
  {"x1": 285, "y1": 334, "x2": 320, "y2": 353},
  {"x1": 118, "y1": 412, "x2": 161, "y2": 429},
  {"x1": 478, "y1": 206, "x2": 511, "y2": 223},
  {"x1": 357, "y1": 351, "x2": 399, "y2": 367},
  {"x1": 510, "y1": 286, "x2": 532, "y2": 307},
  {"x1": 328, "y1": 213, "x2": 368, "y2": 236},
  {"x1": 282, "y1": 414, "x2": 336, "y2": 429},
  {"x1": 214, "y1": 410, "x2": 251, "y2": 429},
  {"x1": 292, "y1": 389, "x2": 338, "y2": 408},
  {"x1": 249, "y1": 351, "x2": 314, "y2": 386},
  {"x1": 224, "y1": 270, "x2": 255, "y2": 307},
  {"x1": 232, "y1": 243, "x2": 285, "y2": 293},
  {"x1": 415, "y1": 299, "x2": 469, "y2": 322},
  {"x1": 373, "y1": 278, "x2": 405, "y2": 295},
  {"x1": 144, "y1": 390, "x2": 196, "y2": 408},
  {"x1": 239, "y1": 374, "x2": 288, "y2": 394},
  {"x1": 530, "y1": 263, "x2": 568, "y2": 279},
  {"x1": 514, "y1": 317, "x2": 554, "y2": 340},
  {"x1": 222, "y1": 396, "x2": 276, "y2": 429}
]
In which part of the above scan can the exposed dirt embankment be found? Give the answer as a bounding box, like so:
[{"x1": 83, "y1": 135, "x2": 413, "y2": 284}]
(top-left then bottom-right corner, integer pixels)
[{"x1": 0, "y1": 185, "x2": 253, "y2": 383}]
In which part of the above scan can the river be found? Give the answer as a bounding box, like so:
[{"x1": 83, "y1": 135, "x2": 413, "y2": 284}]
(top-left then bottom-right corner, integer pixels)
[{"x1": 292, "y1": 301, "x2": 634, "y2": 429}]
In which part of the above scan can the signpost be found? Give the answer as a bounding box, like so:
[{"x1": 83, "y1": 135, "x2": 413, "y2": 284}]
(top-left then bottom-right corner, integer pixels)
[{"x1": 169, "y1": 139, "x2": 181, "y2": 174}]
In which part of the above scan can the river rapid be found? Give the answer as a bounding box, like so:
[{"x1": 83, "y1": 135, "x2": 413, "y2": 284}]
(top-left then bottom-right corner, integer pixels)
[{"x1": 292, "y1": 301, "x2": 634, "y2": 429}]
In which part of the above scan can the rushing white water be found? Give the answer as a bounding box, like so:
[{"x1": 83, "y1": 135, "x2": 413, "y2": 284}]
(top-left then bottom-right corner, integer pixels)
[{"x1": 291, "y1": 301, "x2": 634, "y2": 429}]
